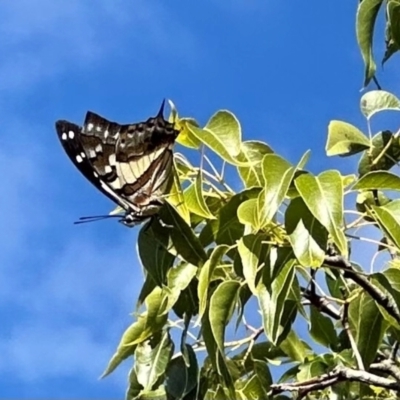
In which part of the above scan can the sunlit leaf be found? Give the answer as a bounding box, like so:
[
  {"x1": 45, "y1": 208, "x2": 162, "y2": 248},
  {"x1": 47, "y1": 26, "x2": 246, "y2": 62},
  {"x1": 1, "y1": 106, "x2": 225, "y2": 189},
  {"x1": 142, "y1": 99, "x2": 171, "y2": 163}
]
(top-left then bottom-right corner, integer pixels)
[
  {"x1": 371, "y1": 199, "x2": 400, "y2": 249},
  {"x1": 102, "y1": 288, "x2": 168, "y2": 378},
  {"x1": 354, "y1": 170, "x2": 400, "y2": 191},
  {"x1": 360, "y1": 90, "x2": 400, "y2": 119},
  {"x1": 238, "y1": 234, "x2": 265, "y2": 295},
  {"x1": 184, "y1": 170, "x2": 216, "y2": 219},
  {"x1": 358, "y1": 131, "x2": 400, "y2": 176},
  {"x1": 167, "y1": 165, "x2": 191, "y2": 224},
  {"x1": 186, "y1": 111, "x2": 249, "y2": 166},
  {"x1": 210, "y1": 280, "x2": 241, "y2": 352},
  {"x1": 356, "y1": 0, "x2": 384, "y2": 86},
  {"x1": 295, "y1": 170, "x2": 347, "y2": 256},
  {"x1": 238, "y1": 141, "x2": 274, "y2": 187},
  {"x1": 198, "y1": 245, "x2": 230, "y2": 320},
  {"x1": 135, "y1": 330, "x2": 174, "y2": 391},
  {"x1": 349, "y1": 292, "x2": 386, "y2": 368},
  {"x1": 326, "y1": 120, "x2": 369, "y2": 156},
  {"x1": 279, "y1": 330, "x2": 309, "y2": 362},
  {"x1": 258, "y1": 258, "x2": 295, "y2": 345},
  {"x1": 285, "y1": 197, "x2": 328, "y2": 267}
]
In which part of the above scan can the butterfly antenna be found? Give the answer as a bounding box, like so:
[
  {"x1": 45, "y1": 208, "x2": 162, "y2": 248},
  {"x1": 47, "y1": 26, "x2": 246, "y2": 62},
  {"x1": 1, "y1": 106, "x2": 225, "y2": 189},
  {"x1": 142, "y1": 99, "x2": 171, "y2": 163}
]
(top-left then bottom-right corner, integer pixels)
[
  {"x1": 74, "y1": 215, "x2": 122, "y2": 225},
  {"x1": 157, "y1": 99, "x2": 166, "y2": 118}
]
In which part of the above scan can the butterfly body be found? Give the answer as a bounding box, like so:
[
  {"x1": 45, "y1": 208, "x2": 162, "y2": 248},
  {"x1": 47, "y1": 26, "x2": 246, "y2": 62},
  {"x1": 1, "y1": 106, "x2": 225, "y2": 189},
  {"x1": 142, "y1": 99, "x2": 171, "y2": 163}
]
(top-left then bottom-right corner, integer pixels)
[{"x1": 56, "y1": 101, "x2": 179, "y2": 227}]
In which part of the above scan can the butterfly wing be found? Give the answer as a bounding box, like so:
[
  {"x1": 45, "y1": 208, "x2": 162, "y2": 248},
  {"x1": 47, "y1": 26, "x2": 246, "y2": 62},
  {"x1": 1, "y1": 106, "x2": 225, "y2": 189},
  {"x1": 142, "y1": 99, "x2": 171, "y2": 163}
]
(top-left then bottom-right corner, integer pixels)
[
  {"x1": 56, "y1": 101, "x2": 180, "y2": 224},
  {"x1": 55, "y1": 120, "x2": 132, "y2": 213},
  {"x1": 81, "y1": 103, "x2": 179, "y2": 217}
]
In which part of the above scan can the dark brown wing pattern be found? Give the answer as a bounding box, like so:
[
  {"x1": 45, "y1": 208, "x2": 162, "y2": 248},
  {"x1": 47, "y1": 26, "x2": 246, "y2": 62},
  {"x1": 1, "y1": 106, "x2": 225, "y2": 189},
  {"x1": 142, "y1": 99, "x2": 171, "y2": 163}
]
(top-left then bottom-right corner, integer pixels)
[{"x1": 55, "y1": 101, "x2": 180, "y2": 226}]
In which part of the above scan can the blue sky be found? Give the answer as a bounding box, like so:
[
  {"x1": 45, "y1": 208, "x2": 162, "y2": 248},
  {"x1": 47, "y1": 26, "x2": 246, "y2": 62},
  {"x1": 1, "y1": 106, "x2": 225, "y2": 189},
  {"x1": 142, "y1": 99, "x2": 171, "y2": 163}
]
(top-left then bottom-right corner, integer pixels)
[{"x1": 1, "y1": 0, "x2": 400, "y2": 398}]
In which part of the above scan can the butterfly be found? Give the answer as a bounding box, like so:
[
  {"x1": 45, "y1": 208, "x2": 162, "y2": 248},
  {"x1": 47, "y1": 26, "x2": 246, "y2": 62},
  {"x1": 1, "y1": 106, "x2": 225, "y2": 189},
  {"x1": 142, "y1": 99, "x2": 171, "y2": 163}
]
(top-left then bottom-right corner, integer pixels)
[{"x1": 55, "y1": 101, "x2": 180, "y2": 227}]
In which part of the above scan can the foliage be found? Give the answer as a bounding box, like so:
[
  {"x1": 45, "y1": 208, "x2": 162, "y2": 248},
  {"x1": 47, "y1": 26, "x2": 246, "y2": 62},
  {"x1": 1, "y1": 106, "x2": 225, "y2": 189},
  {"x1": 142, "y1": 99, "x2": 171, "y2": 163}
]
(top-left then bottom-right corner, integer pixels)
[
  {"x1": 357, "y1": 0, "x2": 400, "y2": 87},
  {"x1": 99, "y1": 89, "x2": 400, "y2": 399},
  {"x1": 99, "y1": 3, "x2": 400, "y2": 399}
]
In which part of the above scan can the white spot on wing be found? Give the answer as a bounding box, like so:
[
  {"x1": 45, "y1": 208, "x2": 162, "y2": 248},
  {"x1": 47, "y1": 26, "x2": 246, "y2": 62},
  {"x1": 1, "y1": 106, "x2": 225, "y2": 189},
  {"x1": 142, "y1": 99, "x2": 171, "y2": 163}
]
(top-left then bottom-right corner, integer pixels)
[
  {"x1": 93, "y1": 171, "x2": 99, "y2": 178},
  {"x1": 95, "y1": 143, "x2": 102, "y2": 153},
  {"x1": 76, "y1": 155, "x2": 83, "y2": 163},
  {"x1": 87, "y1": 123, "x2": 94, "y2": 132},
  {"x1": 68, "y1": 131, "x2": 75, "y2": 139},
  {"x1": 104, "y1": 130, "x2": 109, "y2": 138},
  {"x1": 89, "y1": 149, "x2": 96, "y2": 159},
  {"x1": 80, "y1": 152, "x2": 86, "y2": 158},
  {"x1": 61, "y1": 133, "x2": 67, "y2": 140},
  {"x1": 96, "y1": 126, "x2": 102, "y2": 132},
  {"x1": 105, "y1": 165, "x2": 112, "y2": 174}
]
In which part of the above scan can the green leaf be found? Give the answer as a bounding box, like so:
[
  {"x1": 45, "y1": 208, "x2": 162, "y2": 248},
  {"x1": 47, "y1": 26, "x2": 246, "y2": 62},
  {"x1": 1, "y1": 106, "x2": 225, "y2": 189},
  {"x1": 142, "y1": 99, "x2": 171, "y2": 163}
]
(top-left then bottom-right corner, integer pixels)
[
  {"x1": 205, "y1": 110, "x2": 242, "y2": 156},
  {"x1": 356, "y1": 0, "x2": 384, "y2": 87},
  {"x1": 165, "y1": 345, "x2": 198, "y2": 399},
  {"x1": 202, "y1": 314, "x2": 235, "y2": 397},
  {"x1": 309, "y1": 307, "x2": 338, "y2": 349},
  {"x1": 186, "y1": 111, "x2": 248, "y2": 166},
  {"x1": 164, "y1": 262, "x2": 198, "y2": 313},
  {"x1": 279, "y1": 330, "x2": 309, "y2": 362},
  {"x1": 259, "y1": 151, "x2": 310, "y2": 228},
  {"x1": 354, "y1": 170, "x2": 400, "y2": 191},
  {"x1": 236, "y1": 371, "x2": 269, "y2": 399},
  {"x1": 138, "y1": 225, "x2": 175, "y2": 286},
  {"x1": 349, "y1": 292, "x2": 386, "y2": 368},
  {"x1": 184, "y1": 170, "x2": 216, "y2": 219},
  {"x1": 102, "y1": 289, "x2": 168, "y2": 377},
  {"x1": 371, "y1": 271, "x2": 400, "y2": 329},
  {"x1": 358, "y1": 131, "x2": 400, "y2": 176},
  {"x1": 237, "y1": 234, "x2": 264, "y2": 295},
  {"x1": 126, "y1": 368, "x2": 143, "y2": 400},
  {"x1": 260, "y1": 154, "x2": 295, "y2": 225},
  {"x1": 356, "y1": 191, "x2": 391, "y2": 222},
  {"x1": 238, "y1": 141, "x2": 274, "y2": 188},
  {"x1": 135, "y1": 330, "x2": 174, "y2": 391},
  {"x1": 360, "y1": 90, "x2": 400, "y2": 119},
  {"x1": 371, "y1": 199, "x2": 400, "y2": 249},
  {"x1": 296, "y1": 360, "x2": 328, "y2": 383},
  {"x1": 285, "y1": 197, "x2": 328, "y2": 267},
  {"x1": 167, "y1": 165, "x2": 191, "y2": 225},
  {"x1": 198, "y1": 245, "x2": 230, "y2": 319},
  {"x1": 176, "y1": 119, "x2": 202, "y2": 149},
  {"x1": 211, "y1": 188, "x2": 260, "y2": 245},
  {"x1": 209, "y1": 280, "x2": 241, "y2": 353},
  {"x1": 388, "y1": 0, "x2": 400, "y2": 48},
  {"x1": 158, "y1": 203, "x2": 207, "y2": 266},
  {"x1": 237, "y1": 198, "x2": 259, "y2": 229},
  {"x1": 257, "y1": 258, "x2": 295, "y2": 345},
  {"x1": 326, "y1": 120, "x2": 370, "y2": 156},
  {"x1": 295, "y1": 170, "x2": 347, "y2": 257}
]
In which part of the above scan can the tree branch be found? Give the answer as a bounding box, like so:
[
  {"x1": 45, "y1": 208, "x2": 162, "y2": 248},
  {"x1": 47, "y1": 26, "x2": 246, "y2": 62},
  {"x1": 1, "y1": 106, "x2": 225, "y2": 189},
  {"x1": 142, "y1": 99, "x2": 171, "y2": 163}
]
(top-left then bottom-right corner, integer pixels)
[
  {"x1": 269, "y1": 366, "x2": 400, "y2": 397},
  {"x1": 323, "y1": 255, "x2": 400, "y2": 325},
  {"x1": 301, "y1": 286, "x2": 341, "y2": 320}
]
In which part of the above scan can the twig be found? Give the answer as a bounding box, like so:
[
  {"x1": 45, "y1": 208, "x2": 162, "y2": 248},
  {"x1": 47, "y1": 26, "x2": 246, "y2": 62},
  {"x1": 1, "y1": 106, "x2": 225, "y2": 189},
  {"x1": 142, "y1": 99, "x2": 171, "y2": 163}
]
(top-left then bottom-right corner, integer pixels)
[
  {"x1": 342, "y1": 300, "x2": 364, "y2": 370},
  {"x1": 370, "y1": 359, "x2": 400, "y2": 382},
  {"x1": 269, "y1": 366, "x2": 400, "y2": 397},
  {"x1": 323, "y1": 255, "x2": 400, "y2": 325},
  {"x1": 301, "y1": 286, "x2": 341, "y2": 320}
]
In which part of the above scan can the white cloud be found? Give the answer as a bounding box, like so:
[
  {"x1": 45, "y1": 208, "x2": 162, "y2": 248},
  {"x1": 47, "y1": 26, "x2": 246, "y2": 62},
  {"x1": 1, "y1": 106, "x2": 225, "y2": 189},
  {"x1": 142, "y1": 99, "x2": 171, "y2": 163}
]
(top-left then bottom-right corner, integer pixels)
[
  {"x1": 0, "y1": 0, "x2": 198, "y2": 91},
  {"x1": 0, "y1": 118, "x2": 142, "y2": 385}
]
